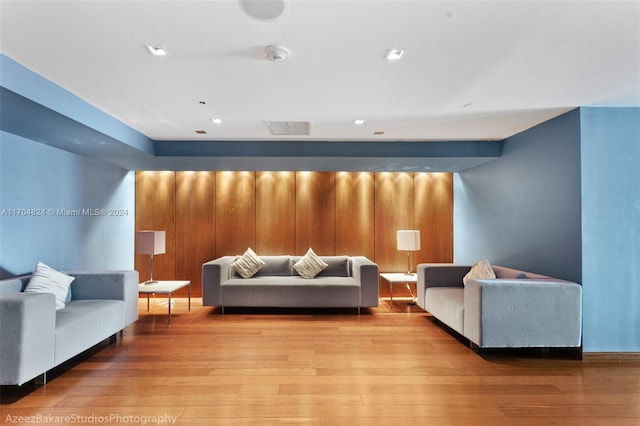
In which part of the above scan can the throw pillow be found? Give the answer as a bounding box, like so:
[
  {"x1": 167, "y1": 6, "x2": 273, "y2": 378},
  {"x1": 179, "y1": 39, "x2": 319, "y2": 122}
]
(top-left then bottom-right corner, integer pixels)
[
  {"x1": 294, "y1": 248, "x2": 328, "y2": 279},
  {"x1": 232, "y1": 248, "x2": 265, "y2": 279},
  {"x1": 463, "y1": 258, "x2": 496, "y2": 286},
  {"x1": 24, "y1": 261, "x2": 75, "y2": 310}
]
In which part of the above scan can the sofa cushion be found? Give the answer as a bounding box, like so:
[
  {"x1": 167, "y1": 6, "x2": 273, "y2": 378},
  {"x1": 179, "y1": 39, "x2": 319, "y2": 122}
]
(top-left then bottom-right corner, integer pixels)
[
  {"x1": 463, "y1": 258, "x2": 496, "y2": 286},
  {"x1": 425, "y1": 287, "x2": 465, "y2": 335},
  {"x1": 317, "y1": 256, "x2": 350, "y2": 277},
  {"x1": 24, "y1": 262, "x2": 75, "y2": 310},
  {"x1": 54, "y1": 299, "x2": 125, "y2": 365},
  {"x1": 255, "y1": 256, "x2": 292, "y2": 277},
  {"x1": 293, "y1": 248, "x2": 328, "y2": 279},
  {"x1": 232, "y1": 248, "x2": 265, "y2": 278}
]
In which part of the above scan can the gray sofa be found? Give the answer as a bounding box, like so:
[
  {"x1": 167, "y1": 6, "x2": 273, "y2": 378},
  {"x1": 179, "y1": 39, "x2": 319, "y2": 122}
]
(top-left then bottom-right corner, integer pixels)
[
  {"x1": 417, "y1": 263, "x2": 582, "y2": 348},
  {"x1": 202, "y1": 255, "x2": 379, "y2": 312},
  {"x1": 0, "y1": 270, "x2": 139, "y2": 385}
]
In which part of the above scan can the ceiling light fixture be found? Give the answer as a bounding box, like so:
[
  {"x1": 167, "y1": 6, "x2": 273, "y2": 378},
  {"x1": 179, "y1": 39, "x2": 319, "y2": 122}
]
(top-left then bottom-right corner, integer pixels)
[
  {"x1": 210, "y1": 117, "x2": 222, "y2": 124},
  {"x1": 145, "y1": 45, "x2": 168, "y2": 56},
  {"x1": 384, "y1": 48, "x2": 405, "y2": 61},
  {"x1": 354, "y1": 119, "x2": 365, "y2": 125}
]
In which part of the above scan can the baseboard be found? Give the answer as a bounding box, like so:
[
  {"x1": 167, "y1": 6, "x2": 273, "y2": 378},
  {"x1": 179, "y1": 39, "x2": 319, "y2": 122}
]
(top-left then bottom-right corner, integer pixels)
[{"x1": 582, "y1": 352, "x2": 640, "y2": 362}]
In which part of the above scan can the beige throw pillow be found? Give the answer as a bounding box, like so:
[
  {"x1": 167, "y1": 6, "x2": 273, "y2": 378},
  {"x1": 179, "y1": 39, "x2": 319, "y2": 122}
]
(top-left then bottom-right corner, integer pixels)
[
  {"x1": 463, "y1": 258, "x2": 496, "y2": 286},
  {"x1": 232, "y1": 248, "x2": 265, "y2": 279},
  {"x1": 24, "y1": 261, "x2": 75, "y2": 310},
  {"x1": 294, "y1": 248, "x2": 328, "y2": 279}
]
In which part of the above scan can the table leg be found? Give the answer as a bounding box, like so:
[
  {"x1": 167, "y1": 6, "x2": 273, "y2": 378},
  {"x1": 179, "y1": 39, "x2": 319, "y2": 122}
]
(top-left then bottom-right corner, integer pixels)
[
  {"x1": 168, "y1": 293, "x2": 172, "y2": 325},
  {"x1": 188, "y1": 282, "x2": 191, "y2": 311},
  {"x1": 389, "y1": 281, "x2": 393, "y2": 303},
  {"x1": 146, "y1": 294, "x2": 150, "y2": 311}
]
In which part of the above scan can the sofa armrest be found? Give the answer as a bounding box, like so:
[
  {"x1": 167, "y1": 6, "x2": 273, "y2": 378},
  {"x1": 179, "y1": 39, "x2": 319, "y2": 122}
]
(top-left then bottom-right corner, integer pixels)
[
  {"x1": 416, "y1": 264, "x2": 470, "y2": 309},
  {"x1": 464, "y1": 278, "x2": 582, "y2": 348},
  {"x1": 351, "y1": 256, "x2": 379, "y2": 307},
  {"x1": 202, "y1": 256, "x2": 235, "y2": 307},
  {"x1": 68, "y1": 270, "x2": 140, "y2": 327},
  {"x1": 0, "y1": 293, "x2": 56, "y2": 385}
]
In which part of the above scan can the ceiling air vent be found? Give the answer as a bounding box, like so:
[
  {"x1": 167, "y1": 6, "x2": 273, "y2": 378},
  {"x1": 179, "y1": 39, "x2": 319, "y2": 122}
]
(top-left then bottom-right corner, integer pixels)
[{"x1": 267, "y1": 121, "x2": 310, "y2": 136}]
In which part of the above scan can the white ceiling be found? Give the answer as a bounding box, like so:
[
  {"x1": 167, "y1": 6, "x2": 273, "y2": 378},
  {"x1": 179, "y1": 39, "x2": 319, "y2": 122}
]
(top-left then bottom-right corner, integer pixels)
[{"x1": 1, "y1": 0, "x2": 639, "y2": 144}]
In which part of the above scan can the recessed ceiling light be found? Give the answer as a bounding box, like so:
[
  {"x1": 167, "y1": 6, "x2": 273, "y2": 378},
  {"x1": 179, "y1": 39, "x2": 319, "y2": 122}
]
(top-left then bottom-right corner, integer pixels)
[
  {"x1": 354, "y1": 119, "x2": 365, "y2": 125},
  {"x1": 210, "y1": 117, "x2": 222, "y2": 124},
  {"x1": 384, "y1": 48, "x2": 405, "y2": 61},
  {"x1": 145, "y1": 45, "x2": 168, "y2": 56}
]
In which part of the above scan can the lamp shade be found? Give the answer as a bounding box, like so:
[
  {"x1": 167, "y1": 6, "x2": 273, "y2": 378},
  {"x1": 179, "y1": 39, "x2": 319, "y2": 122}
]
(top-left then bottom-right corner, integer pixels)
[
  {"x1": 137, "y1": 230, "x2": 166, "y2": 255},
  {"x1": 397, "y1": 230, "x2": 421, "y2": 251}
]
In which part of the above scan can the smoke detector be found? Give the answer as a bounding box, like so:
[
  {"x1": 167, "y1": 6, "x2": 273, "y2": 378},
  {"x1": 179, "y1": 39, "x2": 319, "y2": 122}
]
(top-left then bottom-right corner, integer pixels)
[{"x1": 265, "y1": 45, "x2": 290, "y2": 62}]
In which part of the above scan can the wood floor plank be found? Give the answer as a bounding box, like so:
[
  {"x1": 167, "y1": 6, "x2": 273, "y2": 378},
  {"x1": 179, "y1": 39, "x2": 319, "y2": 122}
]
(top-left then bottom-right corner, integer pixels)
[{"x1": 1, "y1": 298, "x2": 638, "y2": 425}]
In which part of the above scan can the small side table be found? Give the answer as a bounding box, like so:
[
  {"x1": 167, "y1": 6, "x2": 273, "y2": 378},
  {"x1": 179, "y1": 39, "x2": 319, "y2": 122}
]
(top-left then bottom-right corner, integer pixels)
[
  {"x1": 380, "y1": 273, "x2": 418, "y2": 304},
  {"x1": 138, "y1": 280, "x2": 191, "y2": 324}
]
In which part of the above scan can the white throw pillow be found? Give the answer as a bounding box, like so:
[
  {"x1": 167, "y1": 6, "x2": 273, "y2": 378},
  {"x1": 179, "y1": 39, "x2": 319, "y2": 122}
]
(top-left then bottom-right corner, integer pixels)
[
  {"x1": 232, "y1": 248, "x2": 265, "y2": 279},
  {"x1": 24, "y1": 261, "x2": 75, "y2": 310},
  {"x1": 294, "y1": 248, "x2": 328, "y2": 279},
  {"x1": 463, "y1": 258, "x2": 496, "y2": 286}
]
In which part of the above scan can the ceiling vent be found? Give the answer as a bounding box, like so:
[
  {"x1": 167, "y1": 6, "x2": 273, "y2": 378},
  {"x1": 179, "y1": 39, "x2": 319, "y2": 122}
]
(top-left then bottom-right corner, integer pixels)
[
  {"x1": 267, "y1": 121, "x2": 310, "y2": 136},
  {"x1": 241, "y1": 0, "x2": 287, "y2": 20}
]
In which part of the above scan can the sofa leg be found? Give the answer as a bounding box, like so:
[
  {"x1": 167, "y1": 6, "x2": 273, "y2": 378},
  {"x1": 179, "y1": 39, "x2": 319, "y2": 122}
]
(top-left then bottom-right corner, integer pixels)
[
  {"x1": 109, "y1": 333, "x2": 117, "y2": 344},
  {"x1": 35, "y1": 372, "x2": 47, "y2": 385}
]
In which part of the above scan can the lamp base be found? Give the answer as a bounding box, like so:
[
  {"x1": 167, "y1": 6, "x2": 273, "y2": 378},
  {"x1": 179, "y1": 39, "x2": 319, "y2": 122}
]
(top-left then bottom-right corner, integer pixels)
[{"x1": 143, "y1": 280, "x2": 158, "y2": 285}]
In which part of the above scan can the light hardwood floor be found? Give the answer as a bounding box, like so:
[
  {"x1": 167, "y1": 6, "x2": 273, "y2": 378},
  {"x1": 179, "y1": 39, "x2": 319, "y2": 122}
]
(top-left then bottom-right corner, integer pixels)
[{"x1": 1, "y1": 298, "x2": 639, "y2": 425}]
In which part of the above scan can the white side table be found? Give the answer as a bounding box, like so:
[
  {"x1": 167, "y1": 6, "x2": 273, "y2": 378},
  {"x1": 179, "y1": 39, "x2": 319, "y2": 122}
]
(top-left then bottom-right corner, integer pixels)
[
  {"x1": 379, "y1": 273, "x2": 418, "y2": 304},
  {"x1": 138, "y1": 280, "x2": 191, "y2": 324}
]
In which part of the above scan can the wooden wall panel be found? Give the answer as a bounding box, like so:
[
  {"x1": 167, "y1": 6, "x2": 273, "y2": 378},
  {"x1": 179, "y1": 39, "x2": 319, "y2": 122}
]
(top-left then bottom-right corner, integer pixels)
[
  {"x1": 335, "y1": 172, "x2": 375, "y2": 258},
  {"x1": 215, "y1": 171, "x2": 256, "y2": 256},
  {"x1": 135, "y1": 171, "x2": 176, "y2": 282},
  {"x1": 135, "y1": 170, "x2": 454, "y2": 301},
  {"x1": 374, "y1": 172, "x2": 414, "y2": 274},
  {"x1": 414, "y1": 173, "x2": 454, "y2": 264},
  {"x1": 175, "y1": 171, "x2": 215, "y2": 297},
  {"x1": 295, "y1": 172, "x2": 335, "y2": 255},
  {"x1": 256, "y1": 171, "x2": 295, "y2": 254}
]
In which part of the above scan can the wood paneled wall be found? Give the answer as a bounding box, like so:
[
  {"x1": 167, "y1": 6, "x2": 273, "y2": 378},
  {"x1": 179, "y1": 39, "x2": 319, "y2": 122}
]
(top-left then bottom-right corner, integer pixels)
[{"x1": 135, "y1": 171, "x2": 453, "y2": 297}]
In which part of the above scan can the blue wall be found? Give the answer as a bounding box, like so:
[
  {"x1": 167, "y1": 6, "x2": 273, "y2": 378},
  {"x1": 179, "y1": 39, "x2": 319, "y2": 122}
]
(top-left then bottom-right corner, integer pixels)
[
  {"x1": 454, "y1": 109, "x2": 583, "y2": 282},
  {"x1": 580, "y1": 107, "x2": 640, "y2": 352},
  {"x1": 455, "y1": 107, "x2": 640, "y2": 352},
  {"x1": 0, "y1": 130, "x2": 135, "y2": 278}
]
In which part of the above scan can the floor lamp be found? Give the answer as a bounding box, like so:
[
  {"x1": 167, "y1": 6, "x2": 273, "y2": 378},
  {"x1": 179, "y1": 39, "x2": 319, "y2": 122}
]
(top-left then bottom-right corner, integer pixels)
[
  {"x1": 137, "y1": 230, "x2": 165, "y2": 284},
  {"x1": 397, "y1": 230, "x2": 421, "y2": 275}
]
